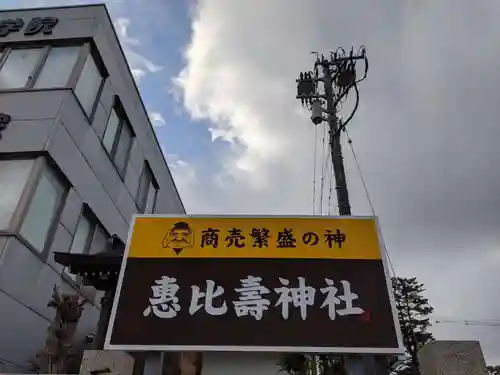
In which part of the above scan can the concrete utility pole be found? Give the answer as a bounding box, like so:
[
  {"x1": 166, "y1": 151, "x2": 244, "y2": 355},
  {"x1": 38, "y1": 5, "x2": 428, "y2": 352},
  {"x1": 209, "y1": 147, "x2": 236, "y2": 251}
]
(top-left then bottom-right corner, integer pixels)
[
  {"x1": 296, "y1": 48, "x2": 387, "y2": 375},
  {"x1": 322, "y1": 61, "x2": 351, "y2": 215},
  {"x1": 296, "y1": 47, "x2": 368, "y2": 216}
]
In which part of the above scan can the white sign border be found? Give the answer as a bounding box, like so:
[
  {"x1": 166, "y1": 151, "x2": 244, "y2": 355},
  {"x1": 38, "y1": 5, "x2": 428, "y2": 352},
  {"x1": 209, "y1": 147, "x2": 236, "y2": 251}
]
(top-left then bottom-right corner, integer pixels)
[{"x1": 104, "y1": 214, "x2": 405, "y2": 355}]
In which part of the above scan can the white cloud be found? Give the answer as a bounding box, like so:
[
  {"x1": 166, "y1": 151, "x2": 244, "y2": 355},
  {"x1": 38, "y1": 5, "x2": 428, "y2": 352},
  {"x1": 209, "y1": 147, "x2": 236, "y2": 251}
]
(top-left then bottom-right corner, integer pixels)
[
  {"x1": 148, "y1": 111, "x2": 166, "y2": 127},
  {"x1": 114, "y1": 18, "x2": 141, "y2": 46},
  {"x1": 166, "y1": 154, "x2": 196, "y2": 184},
  {"x1": 131, "y1": 68, "x2": 146, "y2": 81},
  {"x1": 125, "y1": 49, "x2": 163, "y2": 73},
  {"x1": 165, "y1": 153, "x2": 218, "y2": 212},
  {"x1": 113, "y1": 17, "x2": 163, "y2": 82},
  {"x1": 175, "y1": 0, "x2": 500, "y2": 364}
]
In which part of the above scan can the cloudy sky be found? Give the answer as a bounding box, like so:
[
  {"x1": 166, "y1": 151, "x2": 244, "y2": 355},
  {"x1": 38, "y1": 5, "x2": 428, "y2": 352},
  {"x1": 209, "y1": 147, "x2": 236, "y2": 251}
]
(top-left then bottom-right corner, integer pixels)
[{"x1": 7, "y1": 0, "x2": 500, "y2": 366}]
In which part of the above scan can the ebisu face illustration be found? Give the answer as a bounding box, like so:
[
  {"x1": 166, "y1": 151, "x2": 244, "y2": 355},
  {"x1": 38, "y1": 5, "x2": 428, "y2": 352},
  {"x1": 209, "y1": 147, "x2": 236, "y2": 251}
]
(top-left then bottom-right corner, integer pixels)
[{"x1": 162, "y1": 221, "x2": 194, "y2": 255}]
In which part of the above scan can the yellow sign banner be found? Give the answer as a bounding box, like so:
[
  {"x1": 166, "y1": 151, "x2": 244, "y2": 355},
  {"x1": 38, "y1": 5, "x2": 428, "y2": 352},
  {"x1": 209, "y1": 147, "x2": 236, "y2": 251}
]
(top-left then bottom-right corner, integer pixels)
[{"x1": 127, "y1": 216, "x2": 383, "y2": 260}]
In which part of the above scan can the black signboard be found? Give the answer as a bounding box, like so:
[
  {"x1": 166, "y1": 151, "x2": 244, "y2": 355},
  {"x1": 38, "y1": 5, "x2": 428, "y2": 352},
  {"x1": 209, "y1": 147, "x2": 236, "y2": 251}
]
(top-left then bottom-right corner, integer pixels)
[{"x1": 105, "y1": 215, "x2": 404, "y2": 354}]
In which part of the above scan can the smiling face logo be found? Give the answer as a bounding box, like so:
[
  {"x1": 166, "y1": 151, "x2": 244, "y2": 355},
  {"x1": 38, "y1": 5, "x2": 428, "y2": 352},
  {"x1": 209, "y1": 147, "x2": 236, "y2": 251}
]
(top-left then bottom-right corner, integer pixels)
[{"x1": 161, "y1": 221, "x2": 194, "y2": 255}]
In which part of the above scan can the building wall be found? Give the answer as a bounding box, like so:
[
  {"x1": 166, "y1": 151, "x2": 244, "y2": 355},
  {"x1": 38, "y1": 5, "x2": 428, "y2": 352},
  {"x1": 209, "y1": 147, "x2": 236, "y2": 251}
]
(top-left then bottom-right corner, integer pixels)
[
  {"x1": 0, "y1": 5, "x2": 184, "y2": 372},
  {"x1": 418, "y1": 341, "x2": 489, "y2": 375}
]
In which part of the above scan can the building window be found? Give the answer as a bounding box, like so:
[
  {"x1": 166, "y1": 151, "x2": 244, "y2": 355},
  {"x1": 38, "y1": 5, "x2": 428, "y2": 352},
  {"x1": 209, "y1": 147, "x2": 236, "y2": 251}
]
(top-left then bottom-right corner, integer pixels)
[
  {"x1": 0, "y1": 46, "x2": 81, "y2": 90},
  {"x1": 102, "y1": 105, "x2": 134, "y2": 176},
  {"x1": 89, "y1": 224, "x2": 109, "y2": 255},
  {"x1": 103, "y1": 109, "x2": 119, "y2": 153},
  {"x1": 0, "y1": 159, "x2": 35, "y2": 230},
  {"x1": 70, "y1": 208, "x2": 110, "y2": 255},
  {"x1": 70, "y1": 213, "x2": 92, "y2": 255},
  {"x1": 20, "y1": 164, "x2": 67, "y2": 252},
  {"x1": 137, "y1": 163, "x2": 158, "y2": 214},
  {"x1": 0, "y1": 48, "x2": 44, "y2": 89},
  {"x1": 0, "y1": 44, "x2": 106, "y2": 116},
  {"x1": 34, "y1": 46, "x2": 80, "y2": 89},
  {"x1": 74, "y1": 52, "x2": 103, "y2": 117},
  {"x1": 65, "y1": 207, "x2": 109, "y2": 280}
]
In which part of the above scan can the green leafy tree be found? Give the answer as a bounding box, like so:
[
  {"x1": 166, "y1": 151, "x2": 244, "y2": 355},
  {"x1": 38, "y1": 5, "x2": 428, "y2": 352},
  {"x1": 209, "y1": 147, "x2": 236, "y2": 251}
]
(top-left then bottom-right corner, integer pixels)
[{"x1": 391, "y1": 277, "x2": 434, "y2": 375}]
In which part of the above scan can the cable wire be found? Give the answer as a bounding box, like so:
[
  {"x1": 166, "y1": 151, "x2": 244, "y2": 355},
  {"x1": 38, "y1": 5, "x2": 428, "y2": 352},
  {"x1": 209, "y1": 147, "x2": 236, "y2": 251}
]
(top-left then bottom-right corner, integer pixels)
[
  {"x1": 345, "y1": 129, "x2": 375, "y2": 216},
  {"x1": 323, "y1": 147, "x2": 331, "y2": 215},
  {"x1": 327, "y1": 149, "x2": 334, "y2": 215},
  {"x1": 319, "y1": 124, "x2": 327, "y2": 214},
  {"x1": 321, "y1": 140, "x2": 331, "y2": 214},
  {"x1": 434, "y1": 319, "x2": 500, "y2": 326},
  {"x1": 344, "y1": 128, "x2": 397, "y2": 278}
]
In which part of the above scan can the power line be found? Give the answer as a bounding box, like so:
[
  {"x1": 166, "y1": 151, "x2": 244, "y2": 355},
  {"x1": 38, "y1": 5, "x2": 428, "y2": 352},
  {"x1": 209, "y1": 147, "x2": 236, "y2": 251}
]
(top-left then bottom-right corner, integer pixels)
[
  {"x1": 321, "y1": 146, "x2": 331, "y2": 214},
  {"x1": 345, "y1": 128, "x2": 375, "y2": 216},
  {"x1": 319, "y1": 124, "x2": 327, "y2": 214},
  {"x1": 344, "y1": 128, "x2": 398, "y2": 278},
  {"x1": 433, "y1": 318, "x2": 500, "y2": 327},
  {"x1": 327, "y1": 151, "x2": 334, "y2": 215}
]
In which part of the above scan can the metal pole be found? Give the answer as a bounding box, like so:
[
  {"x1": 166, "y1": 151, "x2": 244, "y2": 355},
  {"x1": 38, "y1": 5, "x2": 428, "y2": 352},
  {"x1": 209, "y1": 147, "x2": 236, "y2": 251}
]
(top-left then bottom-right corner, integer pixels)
[{"x1": 94, "y1": 288, "x2": 116, "y2": 350}]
